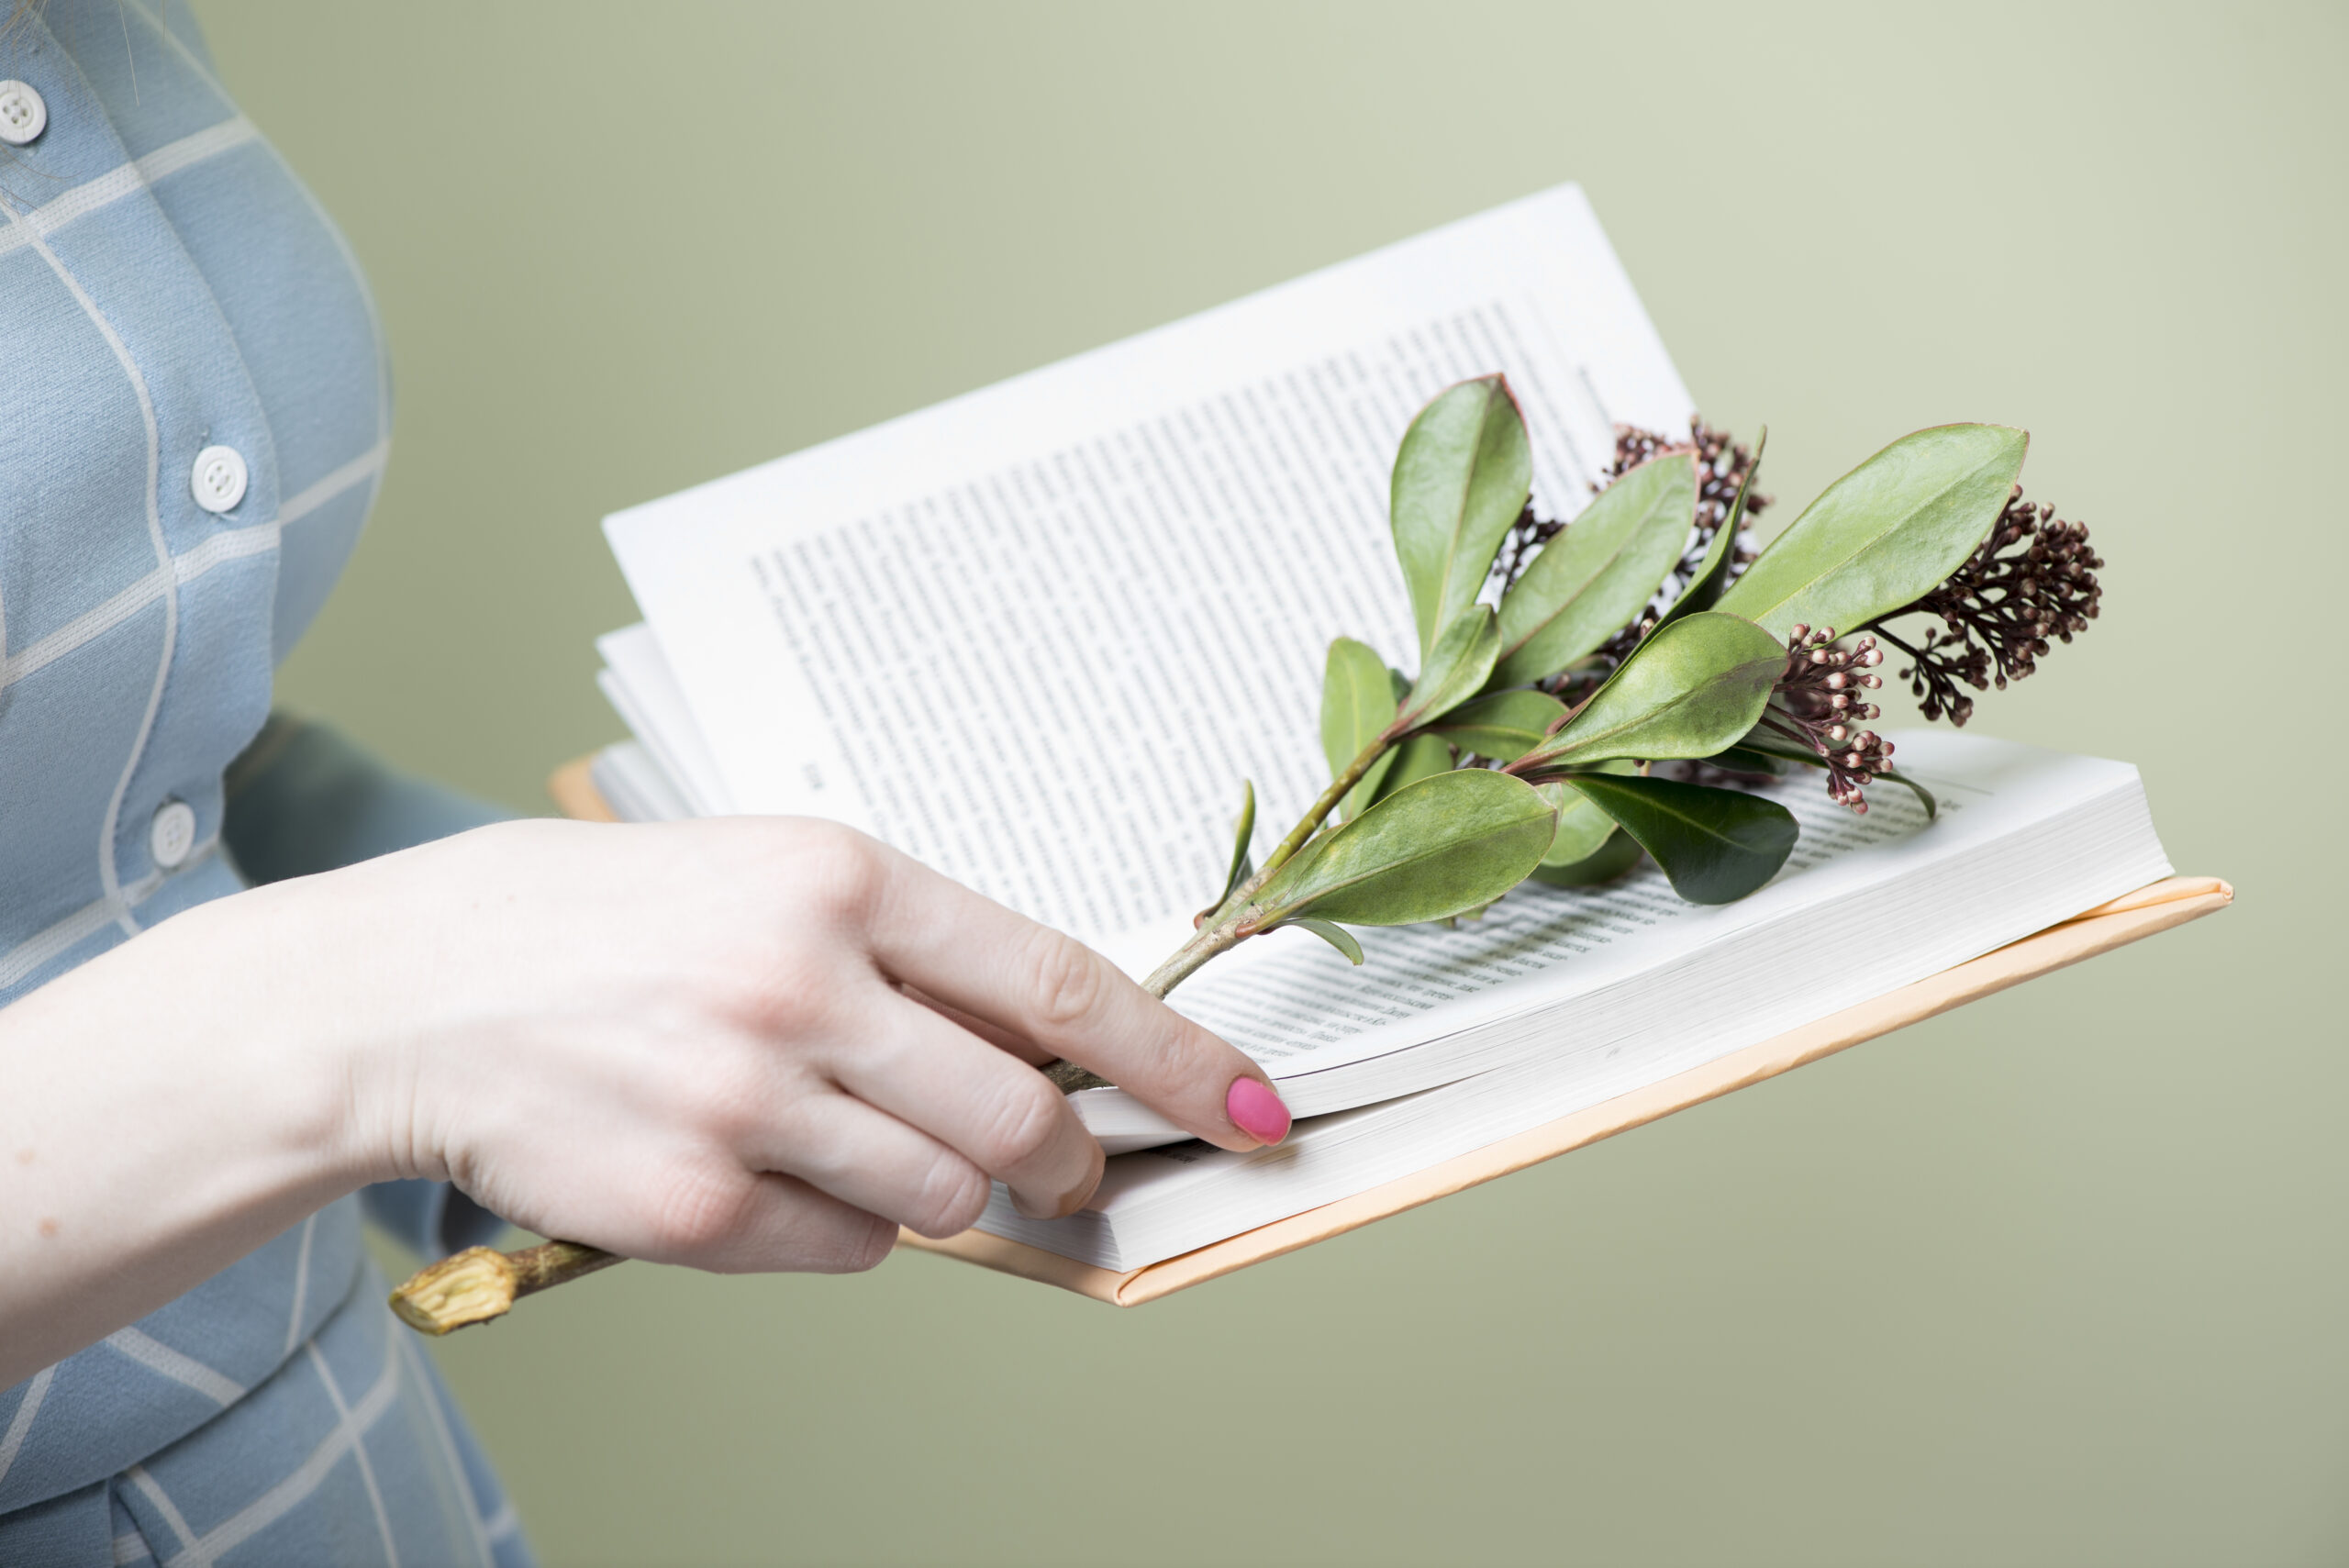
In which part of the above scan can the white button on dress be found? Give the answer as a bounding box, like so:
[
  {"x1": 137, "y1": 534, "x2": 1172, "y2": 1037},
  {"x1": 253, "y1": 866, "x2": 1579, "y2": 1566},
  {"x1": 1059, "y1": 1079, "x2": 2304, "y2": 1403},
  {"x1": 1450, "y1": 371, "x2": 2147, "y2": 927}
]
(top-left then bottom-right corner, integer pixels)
[
  {"x1": 191, "y1": 444, "x2": 249, "y2": 513},
  {"x1": 0, "y1": 81, "x2": 46, "y2": 145},
  {"x1": 149, "y1": 800, "x2": 197, "y2": 870}
]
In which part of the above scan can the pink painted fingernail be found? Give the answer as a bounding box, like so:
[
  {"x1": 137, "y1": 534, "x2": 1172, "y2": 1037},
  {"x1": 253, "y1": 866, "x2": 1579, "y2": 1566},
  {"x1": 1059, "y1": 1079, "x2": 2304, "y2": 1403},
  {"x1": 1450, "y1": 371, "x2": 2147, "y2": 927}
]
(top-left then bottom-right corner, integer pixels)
[{"x1": 1227, "y1": 1077, "x2": 1291, "y2": 1145}]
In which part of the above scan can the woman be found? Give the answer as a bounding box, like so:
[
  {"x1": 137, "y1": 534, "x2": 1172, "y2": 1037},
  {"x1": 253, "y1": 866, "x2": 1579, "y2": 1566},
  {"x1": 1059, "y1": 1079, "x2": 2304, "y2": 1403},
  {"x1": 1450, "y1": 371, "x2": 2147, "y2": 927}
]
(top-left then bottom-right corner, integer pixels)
[{"x1": 0, "y1": 5, "x2": 1291, "y2": 1562}]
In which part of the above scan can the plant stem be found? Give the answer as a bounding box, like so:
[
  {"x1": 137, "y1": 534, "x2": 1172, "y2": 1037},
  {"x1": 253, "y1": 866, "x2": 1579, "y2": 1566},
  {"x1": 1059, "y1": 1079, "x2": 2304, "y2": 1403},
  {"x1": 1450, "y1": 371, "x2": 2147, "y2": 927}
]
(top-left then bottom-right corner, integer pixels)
[
  {"x1": 1236, "y1": 729, "x2": 1397, "y2": 898},
  {"x1": 388, "y1": 730, "x2": 1408, "y2": 1336},
  {"x1": 387, "y1": 1240, "x2": 621, "y2": 1335},
  {"x1": 1043, "y1": 728, "x2": 1397, "y2": 1092}
]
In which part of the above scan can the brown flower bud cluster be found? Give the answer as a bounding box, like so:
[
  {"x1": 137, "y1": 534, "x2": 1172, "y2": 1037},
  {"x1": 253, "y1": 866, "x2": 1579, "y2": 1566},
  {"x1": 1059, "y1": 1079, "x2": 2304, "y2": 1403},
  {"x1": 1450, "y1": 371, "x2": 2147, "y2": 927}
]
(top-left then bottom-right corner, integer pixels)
[
  {"x1": 1490, "y1": 499, "x2": 1564, "y2": 598},
  {"x1": 1870, "y1": 486, "x2": 2102, "y2": 726},
  {"x1": 1759, "y1": 625, "x2": 1897, "y2": 813}
]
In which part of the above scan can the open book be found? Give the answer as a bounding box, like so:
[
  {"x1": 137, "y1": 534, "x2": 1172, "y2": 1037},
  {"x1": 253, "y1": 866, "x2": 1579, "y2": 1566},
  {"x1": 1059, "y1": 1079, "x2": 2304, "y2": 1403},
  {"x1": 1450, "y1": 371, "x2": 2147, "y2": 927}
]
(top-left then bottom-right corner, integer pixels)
[{"x1": 591, "y1": 186, "x2": 2183, "y2": 1277}]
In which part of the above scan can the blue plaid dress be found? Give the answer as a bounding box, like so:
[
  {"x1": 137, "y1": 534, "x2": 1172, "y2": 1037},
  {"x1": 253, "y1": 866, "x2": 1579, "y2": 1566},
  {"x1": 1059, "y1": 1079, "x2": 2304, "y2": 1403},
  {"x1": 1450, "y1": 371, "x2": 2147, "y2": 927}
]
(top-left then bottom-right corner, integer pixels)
[{"x1": 3, "y1": 4, "x2": 533, "y2": 1562}]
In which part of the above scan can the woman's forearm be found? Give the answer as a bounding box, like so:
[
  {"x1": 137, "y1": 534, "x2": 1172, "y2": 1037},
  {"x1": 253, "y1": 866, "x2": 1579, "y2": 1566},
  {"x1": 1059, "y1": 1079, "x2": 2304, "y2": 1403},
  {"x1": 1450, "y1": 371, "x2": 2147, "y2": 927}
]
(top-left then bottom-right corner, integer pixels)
[{"x1": 0, "y1": 878, "x2": 382, "y2": 1387}]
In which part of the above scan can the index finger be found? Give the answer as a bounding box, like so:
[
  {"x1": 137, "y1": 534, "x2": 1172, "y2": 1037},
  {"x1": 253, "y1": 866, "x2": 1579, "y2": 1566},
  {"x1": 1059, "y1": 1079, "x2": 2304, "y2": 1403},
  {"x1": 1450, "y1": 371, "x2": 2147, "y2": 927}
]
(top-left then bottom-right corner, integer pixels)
[{"x1": 867, "y1": 850, "x2": 1289, "y2": 1151}]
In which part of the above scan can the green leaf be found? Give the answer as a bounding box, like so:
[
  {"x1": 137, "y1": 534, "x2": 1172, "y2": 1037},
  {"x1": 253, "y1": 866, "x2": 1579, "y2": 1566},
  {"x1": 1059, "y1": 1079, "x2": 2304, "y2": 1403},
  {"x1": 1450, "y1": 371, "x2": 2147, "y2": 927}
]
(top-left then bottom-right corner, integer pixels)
[
  {"x1": 1705, "y1": 744, "x2": 1788, "y2": 776},
  {"x1": 1373, "y1": 732, "x2": 1456, "y2": 804},
  {"x1": 1526, "y1": 826, "x2": 1644, "y2": 888},
  {"x1": 1654, "y1": 427, "x2": 1765, "y2": 633},
  {"x1": 1715, "y1": 424, "x2": 2027, "y2": 639},
  {"x1": 1728, "y1": 731, "x2": 1939, "y2": 819},
  {"x1": 1491, "y1": 450, "x2": 1696, "y2": 688},
  {"x1": 1281, "y1": 917, "x2": 1364, "y2": 965},
  {"x1": 1513, "y1": 611, "x2": 1786, "y2": 772},
  {"x1": 1424, "y1": 689, "x2": 1568, "y2": 762},
  {"x1": 1320, "y1": 638, "x2": 1399, "y2": 820},
  {"x1": 1871, "y1": 767, "x2": 1938, "y2": 819},
  {"x1": 1554, "y1": 773, "x2": 1798, "y2": 904},
  {"x1": 1212, "y1": 780, "x2": 1257, "y2": 908},
  {"x1": 1252, "y1": 767, "x2": 1557, "y2": 928},
  {"x1": 1720, "y1": 731, "x2": 1831, "y2": 770},
  {"x1": 1390, "y1": 376, "x2": 1533, "y2": 657},
  {"x1": 1535, "y1": 759, "x2": 1637, "y2": 866},
  {"x1": 1395, "y1": 606, "x2": 1501, "y2": 729},
  {"x1": 1535, "y1": 784, "x2": 1612, "y2": 868}
]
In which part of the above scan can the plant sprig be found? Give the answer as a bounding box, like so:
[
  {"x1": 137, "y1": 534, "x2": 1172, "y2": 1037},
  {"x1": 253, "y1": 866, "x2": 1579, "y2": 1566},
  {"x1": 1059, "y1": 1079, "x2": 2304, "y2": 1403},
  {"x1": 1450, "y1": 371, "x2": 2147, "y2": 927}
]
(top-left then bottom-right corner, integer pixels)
[{"x1": 390, "y1": 376, "x2": 2108, "y2": 1334}]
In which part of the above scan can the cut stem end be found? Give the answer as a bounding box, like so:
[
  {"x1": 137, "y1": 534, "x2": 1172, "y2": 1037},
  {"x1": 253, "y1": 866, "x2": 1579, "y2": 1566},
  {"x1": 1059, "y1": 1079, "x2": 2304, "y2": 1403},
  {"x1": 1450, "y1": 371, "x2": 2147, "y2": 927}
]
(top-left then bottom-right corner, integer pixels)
[
  {"x1": 388, "y1": 1246, "x2": 520, "y2": 1336},
  {"x1": 389, "y1": 1240, "x2": 622, "y2": 1336}
]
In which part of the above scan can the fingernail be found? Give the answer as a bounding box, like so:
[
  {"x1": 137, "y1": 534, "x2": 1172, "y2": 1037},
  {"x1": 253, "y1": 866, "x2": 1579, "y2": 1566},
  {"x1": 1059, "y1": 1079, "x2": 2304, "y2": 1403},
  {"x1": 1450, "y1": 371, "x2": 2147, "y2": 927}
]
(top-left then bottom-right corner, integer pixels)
[{"x1": 1226, "y1": 1077, "x2": 1291, "y2": 1145}]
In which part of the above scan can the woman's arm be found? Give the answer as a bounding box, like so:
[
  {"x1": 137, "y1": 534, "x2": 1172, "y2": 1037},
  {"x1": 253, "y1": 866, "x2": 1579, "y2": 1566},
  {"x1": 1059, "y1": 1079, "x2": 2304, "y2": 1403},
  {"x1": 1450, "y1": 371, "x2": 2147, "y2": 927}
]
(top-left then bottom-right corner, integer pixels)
[
  {"x1": 0, "y1": 816, "x2": 1286, "y2": 1387},
  {"x1": 223, "y1": 713, "x2": 519, "y2": 1257}
]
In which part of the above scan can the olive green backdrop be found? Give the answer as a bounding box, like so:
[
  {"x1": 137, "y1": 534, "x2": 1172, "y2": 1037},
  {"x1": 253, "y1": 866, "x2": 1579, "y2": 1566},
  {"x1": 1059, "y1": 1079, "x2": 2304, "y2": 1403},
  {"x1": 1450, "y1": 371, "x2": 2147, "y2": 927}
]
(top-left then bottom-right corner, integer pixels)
[{"x1": 195, "y1": 3, "x2": 2343, "y2": 1563}]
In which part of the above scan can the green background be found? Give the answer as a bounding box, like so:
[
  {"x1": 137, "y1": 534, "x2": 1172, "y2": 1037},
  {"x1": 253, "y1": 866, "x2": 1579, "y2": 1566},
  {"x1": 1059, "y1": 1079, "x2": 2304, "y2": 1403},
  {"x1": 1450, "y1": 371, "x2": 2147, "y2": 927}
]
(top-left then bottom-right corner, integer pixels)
[{"x1": 196, "y1": 3, "x2": 2343, "y2": 1563}]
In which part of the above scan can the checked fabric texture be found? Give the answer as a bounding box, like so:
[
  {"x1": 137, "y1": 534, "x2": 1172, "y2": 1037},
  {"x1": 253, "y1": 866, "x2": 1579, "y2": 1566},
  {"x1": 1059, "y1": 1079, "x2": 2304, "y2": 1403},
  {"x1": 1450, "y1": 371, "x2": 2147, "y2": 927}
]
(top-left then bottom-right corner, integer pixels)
[{"x1": 3, "y1": 4, "x2": 528, "y2": 1562}]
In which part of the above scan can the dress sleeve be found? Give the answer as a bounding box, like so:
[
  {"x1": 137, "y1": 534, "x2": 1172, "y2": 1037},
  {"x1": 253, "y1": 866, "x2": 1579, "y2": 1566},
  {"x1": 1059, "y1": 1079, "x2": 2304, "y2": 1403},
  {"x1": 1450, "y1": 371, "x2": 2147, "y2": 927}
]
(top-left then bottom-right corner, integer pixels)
[
  {"x1": 222, "y1": 713, "x2": 518, "y2": 1258},
  {"x1": 220, "y1": 711, "x2": 510, "y2": 883}
]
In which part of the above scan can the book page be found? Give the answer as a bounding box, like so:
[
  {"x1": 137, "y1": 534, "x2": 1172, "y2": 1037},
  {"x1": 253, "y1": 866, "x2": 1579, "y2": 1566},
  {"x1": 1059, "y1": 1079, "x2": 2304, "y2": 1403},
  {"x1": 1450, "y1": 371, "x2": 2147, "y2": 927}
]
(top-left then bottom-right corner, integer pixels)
[
  {"x1": 751, "y1": 302, "x2": 1598, "y2": 945},
  {"x1": 606, "y1": 185, "x2": 1691, "y2": 964},
  {"x1": 596, "y1": 624, "x2": 735, "y2": 815}
]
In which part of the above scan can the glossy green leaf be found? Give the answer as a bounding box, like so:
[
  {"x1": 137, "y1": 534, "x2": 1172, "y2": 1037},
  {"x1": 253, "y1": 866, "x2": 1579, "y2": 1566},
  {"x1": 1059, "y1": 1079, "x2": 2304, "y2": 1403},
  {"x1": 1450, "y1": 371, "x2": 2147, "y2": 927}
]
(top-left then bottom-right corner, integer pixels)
[
  {"x1": 1536, "y1": 759, "x2": 1637, "y2": 865},
  {"x1": 1320, "y1": 638, "x2": 1398, "y2": 820},
  {"x1": 1252, "y1": 767, "x2": 1557, "y2": 928},
  {"x1": 1513, "y1": 612, "x2": 1786, "y2": 772},
  {"x1": 1715, "y1": 424, "x2": 2027, "y2": 638},
  {"x1": 1729, "y1": 730, "x2": 1939, "y2": 819},
  {"x1": 1554, "y1": 772, "x2": 1798, "y2": 904},
  {"x1": 1705, "y1": 744, "x2": 1788, "y2": 776},
  {"x1": 1870, "y1": 768, "x2": 1939, "y2": 819},
  {"x1": 1527, "y1": 826, "x2": 1644, "y2": 888},
  {"x1": 1395, "y1": 606, "x2": 1501, "y2": 729},
  {"x1": 1372, "y1": 732, "x2": 1457, "y2": 804},
  {"x1": 1390, "y1": 376, "x2": 1532, "y2": 656},
  {"x1": 1720, "y1": 731, "x2": 1831, "y2": 770},
  {"x1": 1283, "y1": 917, "x2": 1364, "y2": 965},
  {"x1": 1491, "y1": 450, "x2": 1696, "y2": 688},
  {"x1": 1654, "y1": 427, "x2": 1765, "y2": 633},
  {"x1": 1535, "y1": 783, "x2": 1612, "y2": 868},
  {"x1": 1426, "y1": 689, "x2": 1568, "y2": 762}
]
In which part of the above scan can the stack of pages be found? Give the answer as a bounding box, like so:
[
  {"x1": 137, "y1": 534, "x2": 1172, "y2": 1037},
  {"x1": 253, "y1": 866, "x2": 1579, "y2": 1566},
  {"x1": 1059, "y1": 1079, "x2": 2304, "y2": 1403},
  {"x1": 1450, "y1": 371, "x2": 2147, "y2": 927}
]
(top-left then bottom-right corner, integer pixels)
[{"x1": 588, "y1": 186, "x2": 2174, "y2": 1274}]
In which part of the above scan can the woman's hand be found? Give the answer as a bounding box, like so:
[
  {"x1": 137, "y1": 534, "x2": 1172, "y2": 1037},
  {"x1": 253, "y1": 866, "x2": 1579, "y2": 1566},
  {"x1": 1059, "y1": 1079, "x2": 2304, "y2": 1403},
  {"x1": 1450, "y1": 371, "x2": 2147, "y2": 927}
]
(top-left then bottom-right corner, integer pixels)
[
  {"x1": 0, "y1": 817, "x2": 1286, "y2": 1385},
  {"x1": 291, "y1": 816, "x2": 1286, "y2": 1273}
]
